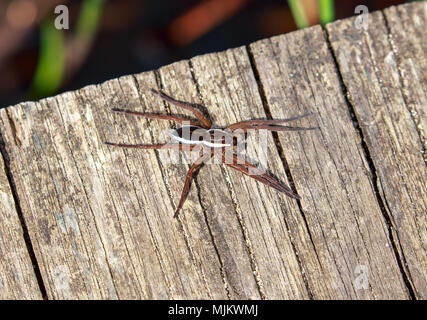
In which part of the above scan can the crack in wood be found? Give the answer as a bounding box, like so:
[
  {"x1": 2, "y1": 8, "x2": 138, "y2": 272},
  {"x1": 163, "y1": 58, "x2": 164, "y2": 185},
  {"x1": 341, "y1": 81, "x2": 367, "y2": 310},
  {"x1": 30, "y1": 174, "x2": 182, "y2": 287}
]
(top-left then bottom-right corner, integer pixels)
[
  {"x1": 127, "y1": 74, "x2": 176, "y2": 298},
  {"x1": 0, "y1": 2, "x2": 424, "y2": 300},
  {"x1": 187, "y1": 60, "x2": 262, "y2": 299},
  {"x1": 51, "y1": 94, "x2": 120, "y2": 299},
  {"x1": 0, "y1": 110, "x2": 48, "y2": 299},
  {"x1": 153, "y1": 69, "x2": 218, "y2": 299},
  {"x1": 323, "y1": 25, "x2": 416, "y2": 299},
  {"x1": 382, "y1": 10, "x2": 426, "y2": 166},
  {"x1": 246, "y1": 45, "x2": 314, "y2": 299}
]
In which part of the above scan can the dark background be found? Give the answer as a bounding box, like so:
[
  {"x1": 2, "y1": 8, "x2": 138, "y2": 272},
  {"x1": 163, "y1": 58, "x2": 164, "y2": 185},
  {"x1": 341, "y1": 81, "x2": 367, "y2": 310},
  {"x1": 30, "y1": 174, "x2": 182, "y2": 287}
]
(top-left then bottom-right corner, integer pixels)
[{"x1": 0, "y1": 0, "x2": 408, "y2": 108}]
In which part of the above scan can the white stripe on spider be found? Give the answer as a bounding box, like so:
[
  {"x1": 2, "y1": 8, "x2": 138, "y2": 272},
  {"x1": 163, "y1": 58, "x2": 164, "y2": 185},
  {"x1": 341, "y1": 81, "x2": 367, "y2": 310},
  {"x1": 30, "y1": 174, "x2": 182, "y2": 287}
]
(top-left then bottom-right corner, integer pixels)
[{"x1": 168, "y1": 126, "x2": 233, "y2": 148}]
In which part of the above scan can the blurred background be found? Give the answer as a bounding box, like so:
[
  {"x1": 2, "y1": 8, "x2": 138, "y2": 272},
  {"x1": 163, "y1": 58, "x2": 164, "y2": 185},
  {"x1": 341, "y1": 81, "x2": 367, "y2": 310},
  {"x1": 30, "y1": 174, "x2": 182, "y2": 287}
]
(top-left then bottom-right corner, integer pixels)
[{"x1": 0, "y1": 0, "x2": 415, "y2": 108}]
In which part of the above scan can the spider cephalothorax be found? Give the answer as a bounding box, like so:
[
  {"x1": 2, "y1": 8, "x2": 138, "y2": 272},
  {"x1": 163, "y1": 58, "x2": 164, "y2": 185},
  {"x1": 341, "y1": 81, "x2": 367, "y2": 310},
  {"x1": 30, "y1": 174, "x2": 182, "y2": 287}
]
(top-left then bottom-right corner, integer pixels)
[{"x1": 105, "y1": 89, "x2": 318, "y2": 217}]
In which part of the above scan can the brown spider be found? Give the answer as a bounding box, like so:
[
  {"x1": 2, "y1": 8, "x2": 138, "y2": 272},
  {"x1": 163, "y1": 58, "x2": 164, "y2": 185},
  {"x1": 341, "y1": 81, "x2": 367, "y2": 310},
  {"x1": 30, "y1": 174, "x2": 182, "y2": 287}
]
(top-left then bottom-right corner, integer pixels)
[{"x1": 105, "y1": 89, "x2": 318, "y2": 217}]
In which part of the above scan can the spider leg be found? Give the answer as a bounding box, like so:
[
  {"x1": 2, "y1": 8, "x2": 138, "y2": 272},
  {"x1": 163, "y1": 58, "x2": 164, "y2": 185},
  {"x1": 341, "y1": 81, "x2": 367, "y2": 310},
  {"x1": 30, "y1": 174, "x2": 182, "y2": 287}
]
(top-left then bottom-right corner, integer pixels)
[
  {"x1": 104, "y1": 142, "x2": 198, "y2": 151},
  {"x1": 237, "y1": 125, "x2": 319, "y2": 133},
  {"x1": 223, "y1": 151, "x2": 301, "y2": 199},
  {"x1": 226, "y1": 112, "x2": 313, "y2": 130},
  {"x1": 151, "y1": 89, "x2": 212, "y2": 129},
  {"x1": 226, "y1": 162, "x2": 301, "y2": 199},
  {"x1": 174, "y1": 152, "x2": 211, "y2": 217},
  {"x1": 226, "y1": 152, "x2": 297, "y2": 195},
  {"x1": 111, "y1": 108, "x2": 201, "y2": 127}
]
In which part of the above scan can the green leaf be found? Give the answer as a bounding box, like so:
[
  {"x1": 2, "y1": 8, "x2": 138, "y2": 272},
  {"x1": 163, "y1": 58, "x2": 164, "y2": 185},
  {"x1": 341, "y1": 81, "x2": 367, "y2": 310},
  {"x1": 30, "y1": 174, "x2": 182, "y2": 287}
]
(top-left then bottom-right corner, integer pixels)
[
  {"x1": 75, "y1": 0, "x2": 103, "y2": 40},
  {"x1": 319, "y1": 0, "x2": 335, "y2": 25},
  {"x1": 288, "y1": 0, "x2": 309, "y2": 29},
  {"x1": 30, "y1": 18, "x2": 65, "y2": 99}
]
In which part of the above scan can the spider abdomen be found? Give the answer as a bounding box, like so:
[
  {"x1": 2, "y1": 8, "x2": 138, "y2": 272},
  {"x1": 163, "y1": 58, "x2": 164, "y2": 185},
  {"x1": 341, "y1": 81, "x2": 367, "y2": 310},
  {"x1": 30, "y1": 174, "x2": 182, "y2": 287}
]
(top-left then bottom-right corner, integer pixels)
[{"x1": 169, "y1": 126, "x2": 232, "y2": 148}]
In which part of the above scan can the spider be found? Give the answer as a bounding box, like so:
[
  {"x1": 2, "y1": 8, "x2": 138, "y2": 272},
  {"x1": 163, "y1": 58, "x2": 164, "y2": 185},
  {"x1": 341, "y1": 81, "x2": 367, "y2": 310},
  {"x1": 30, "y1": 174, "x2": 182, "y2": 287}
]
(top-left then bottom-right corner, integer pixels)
[{"x1": 105, "y1": 89, "x2": 318, "y2": 217}]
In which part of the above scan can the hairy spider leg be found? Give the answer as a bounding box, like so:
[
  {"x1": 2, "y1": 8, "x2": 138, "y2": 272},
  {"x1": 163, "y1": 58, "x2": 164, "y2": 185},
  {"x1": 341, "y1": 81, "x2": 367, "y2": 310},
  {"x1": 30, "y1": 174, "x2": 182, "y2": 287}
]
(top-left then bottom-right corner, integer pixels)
[
  {"x1": 226, "y1": 112, "x2": 313, "y2": 130},
  {"x1": 226, "y1": 162, "x2": 300, "y2": 199},
  {"x1": 174, "y1": 152, "x2": 212, "y2": 217},
  {"x1": 238, "y1": 125, "x2": 319, "y2": 132},
  {"x1": 104, "y1": 142, "x2": 199, "y2": 151},
  {"x1": 151, "y1": 89, "x2": 212, "y2": 129},
  {"x1": 111, "y1": 108, "x2": 201, "y2": 127},
  {"x1": 223, "y1": 152, "x2": 301, "y2": 199},
  {"x1": 226, "y1": 151, "x2": 300, "y2": 198}
]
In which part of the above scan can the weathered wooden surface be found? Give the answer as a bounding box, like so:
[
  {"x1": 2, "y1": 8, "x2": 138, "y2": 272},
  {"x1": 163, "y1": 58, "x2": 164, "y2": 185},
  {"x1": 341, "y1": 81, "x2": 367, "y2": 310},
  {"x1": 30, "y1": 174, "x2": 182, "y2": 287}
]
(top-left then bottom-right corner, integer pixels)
[
  {"x1": 0, "y1": 2, "x2": 425, "y2": 299},
  {"x1": 250, "y1": 25, "x2": 409, "y2": 299},
  {"x1": 327, "y1": 2, "x2": 426, "y2": 299},
  {"x1": 0, "y1": 148, "x2": 42, "y2": 299},
  {"x1": 384, "y1": 4, "x2": 426, "y2": 162}
]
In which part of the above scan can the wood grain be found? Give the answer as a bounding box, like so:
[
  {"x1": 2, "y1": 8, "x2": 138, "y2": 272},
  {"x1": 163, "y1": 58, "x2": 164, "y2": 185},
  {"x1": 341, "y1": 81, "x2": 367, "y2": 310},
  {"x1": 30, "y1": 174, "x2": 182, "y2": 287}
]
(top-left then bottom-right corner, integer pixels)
[
  {"x1": 0, "y1": 76, "x2": 231, "y2": 299},
  {"x1": 384, "y1": 3, "x2": 426, "y2": 163},
  {"x1": 104, "y1": 73, "x2": 231, "y2": 299},
  {"x1": 0, "y1": 2, "x2": 425, "y2": 299},
  {"x1": 327, "y1": 3, "x2": 426, "y2": 299},
  {"x1": 188, "y1": 48, "x2": 312, "y2": 299},
  {"x1": 155, "y1": 62, "x2": 262, "y2": 299},
  {"x1": 250, "y1": 25, "x2": 409, "y2": 299},
  {"x1": 0, "y1": 145, "x2": 42, "y2": 299}
]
